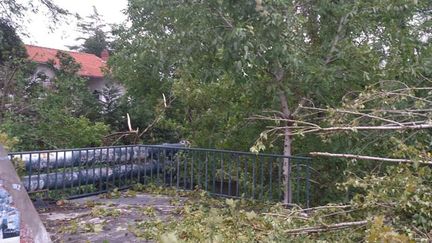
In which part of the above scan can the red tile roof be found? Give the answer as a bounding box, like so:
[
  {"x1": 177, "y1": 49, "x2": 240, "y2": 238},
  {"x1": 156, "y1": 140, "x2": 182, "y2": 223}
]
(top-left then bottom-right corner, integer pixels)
[{"x1": 25, "y1": 45, "x2": 106, "y2": 78}]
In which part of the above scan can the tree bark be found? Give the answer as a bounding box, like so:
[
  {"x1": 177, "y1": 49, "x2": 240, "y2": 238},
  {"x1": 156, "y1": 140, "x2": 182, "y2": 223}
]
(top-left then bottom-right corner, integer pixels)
[
  {"x1": 272, "y1": 68, "x2": 293, "y2": 205},
  {"x1": 21, "y1": 163, "x2": 161, "y2": 192},
  {"x1": 278, "y1": 90, "x2": 293, "y2": 205}
]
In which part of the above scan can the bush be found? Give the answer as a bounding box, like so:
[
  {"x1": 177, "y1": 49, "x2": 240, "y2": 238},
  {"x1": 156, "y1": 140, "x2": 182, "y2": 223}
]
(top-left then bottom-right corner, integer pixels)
[{"x1": 0, "y1": 131, "x2": 18, "y2": 150}]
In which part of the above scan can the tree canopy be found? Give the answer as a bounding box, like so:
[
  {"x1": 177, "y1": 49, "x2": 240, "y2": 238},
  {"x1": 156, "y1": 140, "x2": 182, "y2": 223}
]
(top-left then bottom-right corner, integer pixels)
[
  {"x1": 1, "y1": 0, "x2": 432, "y2": 240},
  {"x1": 69, "y1": 6, "x2": 111, "y2": 57}
]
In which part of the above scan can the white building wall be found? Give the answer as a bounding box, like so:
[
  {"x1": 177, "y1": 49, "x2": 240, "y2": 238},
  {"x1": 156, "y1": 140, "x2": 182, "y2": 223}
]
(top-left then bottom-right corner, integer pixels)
[
  {"x1": 31, "y1": 64, "x2": 125, "y2": 101},
  {"x1": 32, "y1": 64, "x2": 56, "y2": 88}
]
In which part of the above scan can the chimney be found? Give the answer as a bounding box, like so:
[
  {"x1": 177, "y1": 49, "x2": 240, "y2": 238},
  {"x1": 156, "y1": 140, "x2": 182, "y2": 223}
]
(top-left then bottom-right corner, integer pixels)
[{"x1": 100, "y1": 49, "x2": 109, "y2": 62}]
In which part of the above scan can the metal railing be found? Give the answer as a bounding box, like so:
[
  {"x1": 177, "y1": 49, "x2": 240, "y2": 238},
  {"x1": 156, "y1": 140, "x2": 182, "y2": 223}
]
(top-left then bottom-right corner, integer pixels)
[{"x1": 8, "y1": 144, "x2": 312, "y2": 207}]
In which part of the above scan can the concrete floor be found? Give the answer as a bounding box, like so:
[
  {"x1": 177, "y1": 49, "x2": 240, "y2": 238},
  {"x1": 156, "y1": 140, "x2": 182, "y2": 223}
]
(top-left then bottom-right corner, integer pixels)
[{"x1": 37, "y1": 192, "x2": 185, "y2": 243}]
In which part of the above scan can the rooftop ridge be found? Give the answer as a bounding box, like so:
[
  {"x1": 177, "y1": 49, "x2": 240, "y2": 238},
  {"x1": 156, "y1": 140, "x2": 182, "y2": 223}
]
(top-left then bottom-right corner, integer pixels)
[
  {"x1": 24, "y1": 44, "x2": 106, "y2": 78},
  {"x1": 24, "y1": 44, "x2": 104, "y2": 61}
]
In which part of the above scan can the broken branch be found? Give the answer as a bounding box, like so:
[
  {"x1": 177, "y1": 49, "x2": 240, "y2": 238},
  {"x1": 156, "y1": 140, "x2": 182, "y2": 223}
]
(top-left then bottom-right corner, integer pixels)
[
  {"x1": 285, "y1": 220, "x2": 368, "y2": 234},
  {"x1": 310, "y1": 152, "x2": 432, "y2": 165}
]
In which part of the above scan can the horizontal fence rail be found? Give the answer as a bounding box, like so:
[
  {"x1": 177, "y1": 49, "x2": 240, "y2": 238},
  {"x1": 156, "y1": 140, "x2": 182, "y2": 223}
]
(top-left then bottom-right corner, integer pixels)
[{"x1": 8, "y1": 144, "x2": 312, "y2": 207}]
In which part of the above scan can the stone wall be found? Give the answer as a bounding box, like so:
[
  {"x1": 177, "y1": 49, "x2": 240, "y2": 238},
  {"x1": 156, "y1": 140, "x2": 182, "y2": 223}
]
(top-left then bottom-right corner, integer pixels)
[{"x1": 0, "y1": 145, "x2": 51, "y2": 243}]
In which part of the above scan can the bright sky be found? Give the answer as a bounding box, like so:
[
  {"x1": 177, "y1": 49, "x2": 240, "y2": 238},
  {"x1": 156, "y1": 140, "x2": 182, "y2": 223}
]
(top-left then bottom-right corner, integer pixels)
[{"x1": 22, "y1": 0, "x2": 128, "y2": 51}]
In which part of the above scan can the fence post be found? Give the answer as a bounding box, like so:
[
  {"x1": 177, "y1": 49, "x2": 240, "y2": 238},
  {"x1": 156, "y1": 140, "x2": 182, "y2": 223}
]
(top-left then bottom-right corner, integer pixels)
[{"x1": 0, "y1": 145, "x2": 52, "y2": 243}]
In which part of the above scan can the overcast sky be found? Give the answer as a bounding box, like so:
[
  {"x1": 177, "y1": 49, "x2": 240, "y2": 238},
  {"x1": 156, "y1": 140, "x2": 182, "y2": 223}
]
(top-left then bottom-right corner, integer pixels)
[{"x1": 22, "y1": 0, "x2": 128, "y2": 50}]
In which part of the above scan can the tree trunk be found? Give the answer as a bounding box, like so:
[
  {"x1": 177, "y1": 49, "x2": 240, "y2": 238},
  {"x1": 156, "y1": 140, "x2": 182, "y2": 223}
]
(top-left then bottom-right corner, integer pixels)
[
  {"x1": 278, "y1": 90, "x2": 293, "y2": 205},
  {"x1": 21, "y1": 163, "x2": 161, "y2": 192},
  {"x1": 272, "y1": 68, "x2": 293, "y2": 205}
]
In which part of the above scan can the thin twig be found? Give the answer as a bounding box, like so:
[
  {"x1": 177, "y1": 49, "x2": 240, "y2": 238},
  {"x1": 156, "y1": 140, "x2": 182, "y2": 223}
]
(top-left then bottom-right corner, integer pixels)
[
  {"x1": 300, "y1": 204, "x2": 352, "y2": 212},
  {"x1": 325, "y1": 14, "x2": 350, "y2": 64},
  {"x1": 300, "y1": 107, "x2": 405, "y2": 126}
]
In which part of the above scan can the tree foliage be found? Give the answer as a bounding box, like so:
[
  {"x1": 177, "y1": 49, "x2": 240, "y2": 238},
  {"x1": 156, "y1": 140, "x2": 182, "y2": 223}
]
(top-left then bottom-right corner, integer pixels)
[
  {"x1": 0, "y1": 6, "x2": 120, "y2": 150},
  {"x1": 113, "y1": 0, "x2": 431, "y2": 150},
  {"x1": 69, "y1": 6, "x2": 110, "y2": 57},
  {"x1": 0, "y1": 19, "x2": 27, "y2": 64},
  {"x1": 2, "y1": 0, "x2": 432, "y2": 239},
  {"x1": 125, "y1": 184, "x2": 429, "y2": 242},
  {"x1": 105, "y1": 0, "x2": 432, "y2": 238},
  {"x1": 0, "y1": 50, "x2": 110, "y2": 150},
  {"x1": 0, "y1": 0, "x2": 69, "y2": 30}
]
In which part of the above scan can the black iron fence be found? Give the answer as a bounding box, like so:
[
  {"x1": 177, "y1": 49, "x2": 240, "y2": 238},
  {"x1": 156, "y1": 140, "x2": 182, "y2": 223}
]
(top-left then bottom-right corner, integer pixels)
[{"x1": 7, "y1": 145, "x2": 312, "y2": 207}]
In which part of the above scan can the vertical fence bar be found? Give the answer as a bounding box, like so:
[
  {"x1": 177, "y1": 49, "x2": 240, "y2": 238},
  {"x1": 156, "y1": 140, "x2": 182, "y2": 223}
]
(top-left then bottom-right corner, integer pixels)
[
  {"x1": 220, "y1": 152, "x2": 224, "y2": 195},
  {"x1": 252, "y1": 156, "x2": 256, "y2": 199},
  {"x1": 205, "y1": 152, "x2": 208, "y2": 191},
  {"x1": 169, "y1": 148, "x2": 173, "y2": 187},
  {"x1": 122, "y1": 147, "x2": 125, "y2": 187},
  {"x1": 85, "y1": 149, "x2": 89, "y2": 194},
  {"x1": 278, "y1": 158, "x2": 282, "y2": 201},
  {"x1": 228, "y1": 154, "x2": 232, "y2": 197},
  {"x1": 236, "y1": 154, "x2": 239, "y2": 197},
  {"x1": 163, "y1": 148, "x2": 167, "y2": 186},
  {"x1": 37, "y1": 153, "x2": 41, "y2": 192},
  {"x1": 196, "y1": 151, "x2": 200, "y2": 189},
  {"x1": 25, "y1": 154, "x2": 30, "y2": 191},
  {"x1": 130, "y1": 147, "x2": 134, "y2": 186},
  {"x1": 306, "y1": 159, "x2": 311, "y2": 208},
  {"x1": 98, "y1": 149, "x2": 103, "y2": 193},
  {"x1": 54, "y1": 152, "x2": 58, "y2": 191},
  {"x1": 269, "y1": 157, "x2": 273, "y2": 201},
  {"x1": 143, "y1": 147, "x2": 148, "y2": 185},
  {"x1": 176, "y1": 154, "x2": 180, "y2": 189},
  {"x1": 296, "y1": 161, "x2": 301, "y2": 205},
  {"x1": 105, "y1": 148, "x2": 110, "y2": 192},
  {"x1": 190, "y1": 151, "x2": 194, "y2": 190},
  {"x1": 116, "y1": 148, "x2": 121, "y2": 186},
  {"x1": 260, "y1": 156, "x2": 264, "y2": 200},
  {"x1": 77, "y1": 150, "x2": 82, "y2": 194},
  {"x1": 123, "y1": 147, "x2": 127, "y2": 187},
  {"x1": 46, "y1": 152, "x2": 50, "y2": 196},
  {"x1": 244, "y1": 156, "x2": 248, "y2": 198},
  {"x1": 138, "y1": 146, "x2": 142, "y2": 185},
  {"x1": 113, "y1": 148, "x2": 117, "y2": 189},
  {"x1": 62, "y1": 151, "x2": 66, "y2": 192},
  {"x1": 125, "y1": 148, "x2": 129, "y2": 186},
  {"x1": 147, "y1": 147, "x2": 155, "y2": 184},
  {"x1": 212, "y1": 152, "x2": 216, "y2": 193},
  {"x1": 183, "y1": 151, "x2": 187, "y2": 190},
  {"x1": 120, "y1": 147, "x2": 123, "y2": 187},
  {"x1": 92, "y1": 149, "x2": 97, "y2": 193},
  {"x1": 150, "y1": 148, "x2": 154, "y2": 183},
  {"x1": 121, "y1": 148, "x2": 125, "y2": 187},
  {"x1": 71, "y1": 150, "x2": 76, "y2": 193},
  {"x1": 156, "y1": 148, "x2": 160, "y2": 185}
]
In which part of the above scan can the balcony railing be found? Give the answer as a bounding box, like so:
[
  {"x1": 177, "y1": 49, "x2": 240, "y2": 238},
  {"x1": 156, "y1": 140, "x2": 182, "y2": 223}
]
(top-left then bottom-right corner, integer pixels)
[{"x1": 8, "y1": 144, "x2": 312, "y2": 207}]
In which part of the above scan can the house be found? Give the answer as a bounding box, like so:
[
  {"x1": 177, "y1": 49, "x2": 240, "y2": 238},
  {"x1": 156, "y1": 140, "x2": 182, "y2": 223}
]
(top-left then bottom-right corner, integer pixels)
[{"x1": 24, "y1": 44, "x2": 122, "y2": 99}]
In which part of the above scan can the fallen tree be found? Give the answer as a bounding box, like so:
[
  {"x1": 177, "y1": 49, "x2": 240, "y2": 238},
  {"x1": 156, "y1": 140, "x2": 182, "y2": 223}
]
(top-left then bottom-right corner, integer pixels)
[
  {"x1": 9, "y1": 143, "x2": 184, "y2": 171},
  {"x1": 21, "y1": 162, "x2": 161, "y2": 192},
  {"x1": 9, "y1": 143, "x2": 186, "y2": 192}
]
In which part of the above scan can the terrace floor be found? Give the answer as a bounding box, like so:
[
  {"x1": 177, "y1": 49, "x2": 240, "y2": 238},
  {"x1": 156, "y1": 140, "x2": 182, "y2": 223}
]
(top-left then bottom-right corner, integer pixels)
[{"x1": 37, "y1": 191, "x2": 186, "y2": 243}]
